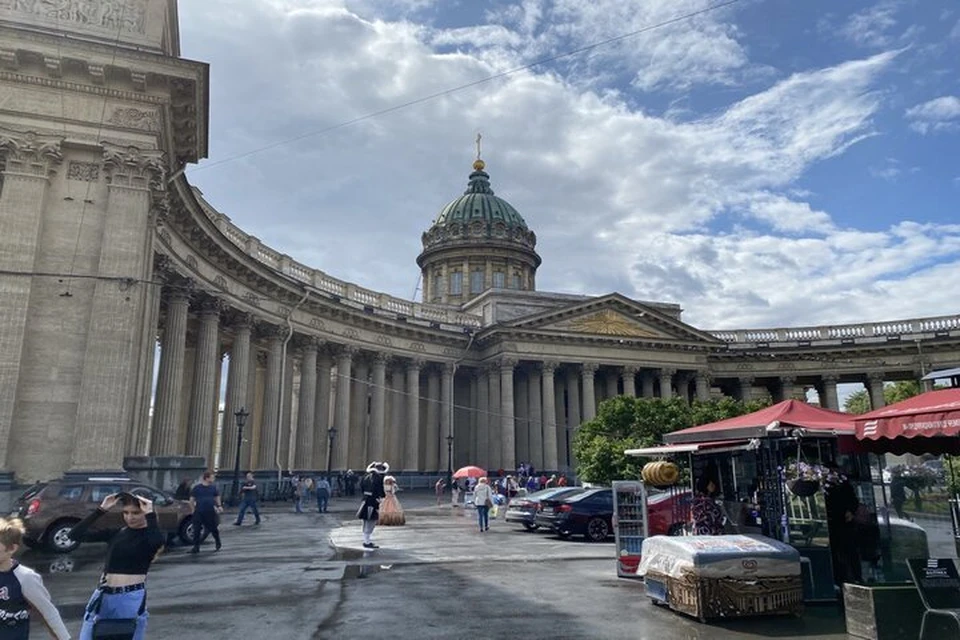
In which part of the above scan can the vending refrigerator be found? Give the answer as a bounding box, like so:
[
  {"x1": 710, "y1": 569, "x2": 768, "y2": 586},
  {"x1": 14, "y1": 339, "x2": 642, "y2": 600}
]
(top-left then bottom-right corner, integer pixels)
[{"x1": 612, "y1": 480, "x2": 649, "y2": 579}]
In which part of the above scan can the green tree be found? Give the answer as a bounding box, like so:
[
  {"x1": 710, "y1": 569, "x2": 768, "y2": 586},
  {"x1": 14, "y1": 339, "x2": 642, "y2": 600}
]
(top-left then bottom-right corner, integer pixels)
[
  {"x1": 573, "y1": 395, "x2": 771, "y2": 484},
  {"x1": 843, "y1": 380, "x2": 923, "y2": 414}
]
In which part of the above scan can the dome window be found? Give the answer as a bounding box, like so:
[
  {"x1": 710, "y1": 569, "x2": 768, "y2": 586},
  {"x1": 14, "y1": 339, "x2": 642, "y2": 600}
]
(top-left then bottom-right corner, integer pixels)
[
  {"x1": 470, "y1": 270, "x2": 484, "y2": 294},
  {"x1": 450, "y1": 271, "x2": 463, "y2": 295},
  {"x1": 492, "y1": 271, "x2": 505, "y2": 289}
]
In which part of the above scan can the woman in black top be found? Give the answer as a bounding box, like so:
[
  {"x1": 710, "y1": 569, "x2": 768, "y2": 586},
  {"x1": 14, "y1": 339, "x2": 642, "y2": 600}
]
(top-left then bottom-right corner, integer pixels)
[{"x1": 70, "y1": 493, "x2": 165, "y2": 640}]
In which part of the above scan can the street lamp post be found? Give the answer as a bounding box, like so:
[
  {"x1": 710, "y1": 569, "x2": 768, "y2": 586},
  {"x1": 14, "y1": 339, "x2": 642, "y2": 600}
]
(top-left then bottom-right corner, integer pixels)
[
  {"x1": 446, "y1": 434, "x2": 454, "y2": 489},
  {"x1": 230, "y1": 407, "x2": 250, "y2": 506},
  {"x1": 325, "y1": 426, "x2": 338, "y2": 476}
]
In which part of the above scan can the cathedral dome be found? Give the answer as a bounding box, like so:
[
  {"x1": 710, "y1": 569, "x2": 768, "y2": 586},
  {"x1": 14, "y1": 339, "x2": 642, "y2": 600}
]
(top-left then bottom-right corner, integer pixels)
[{"x1": 417, "y1": 157, "x2": 541, "y2": 305}]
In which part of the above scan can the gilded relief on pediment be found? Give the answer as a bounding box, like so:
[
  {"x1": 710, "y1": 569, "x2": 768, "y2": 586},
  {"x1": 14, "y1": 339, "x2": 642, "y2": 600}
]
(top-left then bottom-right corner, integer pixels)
[{"x1": 550, "y1": 310, "x2": 661, "y2": 338}]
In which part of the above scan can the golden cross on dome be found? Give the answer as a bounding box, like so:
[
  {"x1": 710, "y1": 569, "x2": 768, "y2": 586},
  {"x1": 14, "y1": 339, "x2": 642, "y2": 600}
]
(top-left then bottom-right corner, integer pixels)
[{"x1": 475, "y1": 132, "x2": 483, "y2": 160}]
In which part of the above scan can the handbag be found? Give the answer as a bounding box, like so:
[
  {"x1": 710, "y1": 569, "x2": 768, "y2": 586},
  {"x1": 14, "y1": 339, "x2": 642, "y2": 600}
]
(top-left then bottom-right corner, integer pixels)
[
  {"x1": 483, "y1": 498, "x2": 493, "y2": 508},
  {"x1": 90, "y1": 588, "x2": 146, "y2": 640}
]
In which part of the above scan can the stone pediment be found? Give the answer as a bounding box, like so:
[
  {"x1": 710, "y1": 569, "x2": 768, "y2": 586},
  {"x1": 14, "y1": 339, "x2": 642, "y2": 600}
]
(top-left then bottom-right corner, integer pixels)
[
  {"x1": 548, "y1": 309, "x2": 664, "y2": 338},
  {"x1": 499, "y1": 293, "x2": 722, "y2": 345}
]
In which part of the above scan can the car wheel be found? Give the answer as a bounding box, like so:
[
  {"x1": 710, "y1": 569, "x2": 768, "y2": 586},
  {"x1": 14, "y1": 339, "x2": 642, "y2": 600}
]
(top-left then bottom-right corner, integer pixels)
[
  {"x1": 586, "y1": 517, "x2": 610, "y2": 542},
  {"x1": 178, "y1": 516, "x2": 209, "y2": 545},
  {"x1": 522, "y1": 522, "x2": 539, "y2": 531},
  {"x1": 667, "y1": 522, "x2": 686, "y2": 536},
  {"x1": 45, "y1": 519, "x2": 81, "y2": 553}
]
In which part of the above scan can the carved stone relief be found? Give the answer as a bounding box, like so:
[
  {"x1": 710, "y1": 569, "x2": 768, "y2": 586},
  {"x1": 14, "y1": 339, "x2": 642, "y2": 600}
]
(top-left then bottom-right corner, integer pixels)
[
  {"x1": 66, "y1": 161, "x2": 99, "y2": 181},
  {"x1": 309, "y1": 318, "x2": 325, "y2": 330},
  {"x1": 1, "y1": 0, "x2": 148, "y2": 35},
  {"x1": 106, "y1": 107, "x2": 160, "y2": 132}
]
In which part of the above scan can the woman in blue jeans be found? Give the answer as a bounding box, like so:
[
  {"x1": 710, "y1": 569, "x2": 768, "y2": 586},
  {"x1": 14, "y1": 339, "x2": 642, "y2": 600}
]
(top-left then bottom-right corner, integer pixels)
[
  {"x1": 473, "y1": 477, "x2": 493, "y2": 532},
  {"x1": 71, "y1": 492, "x2": 165, "y2": 640}
]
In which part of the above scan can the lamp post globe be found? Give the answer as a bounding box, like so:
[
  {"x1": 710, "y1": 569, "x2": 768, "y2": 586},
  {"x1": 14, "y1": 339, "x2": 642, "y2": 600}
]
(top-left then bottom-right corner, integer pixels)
[{"x1": 230, "y1": 407, "x2": 250, "y2": 506}]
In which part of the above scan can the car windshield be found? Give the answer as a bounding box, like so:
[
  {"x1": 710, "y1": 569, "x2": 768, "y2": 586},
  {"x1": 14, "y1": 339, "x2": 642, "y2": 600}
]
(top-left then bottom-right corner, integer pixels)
[
  {"x1": 567, "y1": 489, "x2": 609, "y2": 503},
  {"x1": 525, "y1": 487, "x2": 581, "y2": 501}
]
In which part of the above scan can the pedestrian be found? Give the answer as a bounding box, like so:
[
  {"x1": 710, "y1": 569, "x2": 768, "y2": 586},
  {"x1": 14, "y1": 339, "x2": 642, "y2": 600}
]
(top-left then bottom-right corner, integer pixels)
[
  {"x1": 315, "y1": 476, "x2": 331, "y2": 513},
  {"x1": 378, "y1": 476, "x2": 405, "y2": 526},
  {"x1": 71, "y1": 493, "x2": 164, "y2": 640},
  {"x1": 189, "y1": 471, "x2": 223, "y2": 554},
  {"x1": 434, "y1": 478, "x2": 446, "y2": 506},
  {"x1": 451, "y1": 480, "x2": 461, "y2": 507},
  {"x1": 173, "y1": 477, "x2": 192, "y2": 501},
  {"x1": 545, "y1": 474, "x2": 557, "y2": 488},
  {"x1": 473, "y1": 477, "x2": 493, "y2": 532},
  {"x1": 557, "y1": 474, "x2": 568, "y2": 487},
  {"x1": 293, "y1": 476, "x2": 304, "y2": 514},
  {"x1": 233, "y1": 472, "x2": 261, "y2": 526},
  {"x1": 357, "y1": 461, "x2": 388, "y2": 549},
  {"x1": 525, "y1": 475, "x2": 538, "y2": 493},
  {"x1": 0, "y1": 517, "x2": 71, "y2": 639}
]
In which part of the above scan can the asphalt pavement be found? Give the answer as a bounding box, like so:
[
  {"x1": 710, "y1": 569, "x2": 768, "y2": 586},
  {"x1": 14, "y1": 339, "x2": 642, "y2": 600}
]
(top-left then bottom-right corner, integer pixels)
[{"x1": 23, "y1": 491, "x2": 848, "y2": 639}]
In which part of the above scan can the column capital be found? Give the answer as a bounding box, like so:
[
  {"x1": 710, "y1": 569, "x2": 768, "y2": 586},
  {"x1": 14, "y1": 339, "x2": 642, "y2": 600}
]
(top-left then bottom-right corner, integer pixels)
[
  {"x1": 695, "y1": 370, "x2": 712, "y2": 382},
  {"x1": 780, "y1": 375, "x2": 797, "y2": 385},
  {"x1": 193, "y1": 294, "x2": 224, "y2": 318},
  {"x1": 738, "y1": 375, "x2": 755, "y2": 385},
  {"x1": 623, "y1": 364, "x2": 641, "y2": 375},
  {"x1": 540, "y1": 360, "x2": 560, "y2": 375},
  {"x1": 866, "y1": 371, "x2": 886, "y2": 384},
  {"x1": 293, "y1": 335, "x2": 321, "y2": 353},
  {"x1": 659, "y1": 368, "x2": 677, "y2": 378},
  {"x1": 102, "y1": 142, "x2": 166, "y2": 191},
  {"x1": 581, "y1": 362, "x2": 599, "y2": 376},
  {"x1": 372, "y1": 351, "x2": 392, "y2": 366},
  {"x1": 821, "y1": 374, "x2": 840, "y2": 384},
  {"x1": 497, "y1": 357, "x2": 518, "y2": 372},
  {"x1": 333, "y1": 343, "x2": 359, "y2": 359},
  {"x1": 0, "y1": 127, "x2": 63, "y2": 178},
  {"x1": 258, "y1": 323, "x2": 290, "y2": 342},
  {"x1": 223, "y1": 309, "x2": 255, "y2": 331},
  {"x1": 407, "y1": 357, "x2": 426, "y2": 371}
]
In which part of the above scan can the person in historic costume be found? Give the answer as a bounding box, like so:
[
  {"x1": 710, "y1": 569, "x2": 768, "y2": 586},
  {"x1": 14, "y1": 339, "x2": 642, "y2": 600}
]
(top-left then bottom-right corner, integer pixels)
[
  {"x1": 378, "y1": 475, "x2": 405, "y2": 526},
  {"x1": 358, "y1": 462, "x2": 388, "y2": 548},
  {"x1": 823, "y1": 464, "x2": 863, "y2": 586},
  {"x1": 691, "y1": 473, "x2": 725, "y2": 536}
]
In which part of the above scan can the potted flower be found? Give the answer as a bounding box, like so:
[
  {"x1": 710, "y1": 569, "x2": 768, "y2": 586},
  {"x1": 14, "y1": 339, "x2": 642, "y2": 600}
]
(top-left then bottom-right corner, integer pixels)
[{"x1": 785, "y1": 461, "x2": 825, "y2": 497}]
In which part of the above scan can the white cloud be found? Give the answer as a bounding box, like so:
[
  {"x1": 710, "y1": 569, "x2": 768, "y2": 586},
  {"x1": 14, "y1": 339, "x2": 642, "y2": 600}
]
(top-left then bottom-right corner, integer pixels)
[
  {"x1": 839, "y1": 1, "x2": 901, "y2": 48},
  {"x1": 905, "y1": 96, "x2": 960, "y2": 134},
  {"x1": 177, "y1": 2, "x2": 960, "y2": 333}
]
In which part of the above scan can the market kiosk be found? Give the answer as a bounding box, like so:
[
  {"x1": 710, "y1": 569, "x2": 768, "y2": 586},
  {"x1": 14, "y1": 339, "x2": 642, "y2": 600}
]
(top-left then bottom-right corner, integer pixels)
[{"x1": 626, "y1": 400, "x2": 877, "y2": 610}]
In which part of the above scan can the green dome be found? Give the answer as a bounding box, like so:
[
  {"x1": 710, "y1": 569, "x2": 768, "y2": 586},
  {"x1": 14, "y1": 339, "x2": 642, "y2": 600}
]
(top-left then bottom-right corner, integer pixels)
[{"x1": 431, "y1": 165, "x2": 528, "y2": 231}]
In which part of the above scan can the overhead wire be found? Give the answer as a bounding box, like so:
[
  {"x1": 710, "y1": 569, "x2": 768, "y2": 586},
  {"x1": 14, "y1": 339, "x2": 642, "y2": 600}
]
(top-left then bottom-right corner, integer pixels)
[{"x1": 188, "y1": 0, "x2": 745, "y2": 175}]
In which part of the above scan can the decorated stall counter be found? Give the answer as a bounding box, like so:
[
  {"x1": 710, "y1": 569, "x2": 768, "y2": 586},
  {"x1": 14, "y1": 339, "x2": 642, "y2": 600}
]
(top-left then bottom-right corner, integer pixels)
[{"x1": 639, "y1": 534, "x2": 804, "y2": 621}]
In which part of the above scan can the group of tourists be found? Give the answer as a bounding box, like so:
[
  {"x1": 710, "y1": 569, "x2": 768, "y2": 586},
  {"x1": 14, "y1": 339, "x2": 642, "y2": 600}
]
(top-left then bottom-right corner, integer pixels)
[{"x1": 355, "y1": 461, "x2": 406, "y2": 549}]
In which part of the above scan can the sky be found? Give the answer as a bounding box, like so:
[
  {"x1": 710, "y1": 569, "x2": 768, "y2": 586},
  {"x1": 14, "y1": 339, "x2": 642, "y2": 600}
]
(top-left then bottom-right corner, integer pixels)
[{"x1": 178, "y1": 0, "x2": 960, "y2": 332}]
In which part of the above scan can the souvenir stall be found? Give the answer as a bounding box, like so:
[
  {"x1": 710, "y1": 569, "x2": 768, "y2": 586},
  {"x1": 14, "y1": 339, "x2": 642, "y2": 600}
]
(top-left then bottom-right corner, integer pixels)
[{"x1": 625, "y1": 400, "x2": 869, "y2": 611}]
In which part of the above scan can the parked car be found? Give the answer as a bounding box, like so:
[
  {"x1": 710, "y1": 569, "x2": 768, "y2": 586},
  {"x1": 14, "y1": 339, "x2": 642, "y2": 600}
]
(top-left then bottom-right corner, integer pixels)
[
  {"x1": 535, "y1": 488, "x2": 614, "y2": 542},
  {"x1": 647, "y1": 489, "x2": 693, "y2": 536},
  {"x1": 11, "y1": 477, "x2": 195, "y2": 552},
  {"x1": 505, "y1": 487, "x2": 585, "y2": 530}
]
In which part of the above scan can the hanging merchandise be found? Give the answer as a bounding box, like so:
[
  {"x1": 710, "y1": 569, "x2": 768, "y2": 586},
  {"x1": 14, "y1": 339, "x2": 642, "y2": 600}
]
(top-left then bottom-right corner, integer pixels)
[{"x1": 641, "y1": 461, "x2": 680, "y2": 488}]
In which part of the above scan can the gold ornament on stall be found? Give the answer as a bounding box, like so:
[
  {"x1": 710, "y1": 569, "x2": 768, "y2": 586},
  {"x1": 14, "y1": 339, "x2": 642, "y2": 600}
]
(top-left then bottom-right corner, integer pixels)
[{"x1": 642, "y1": 461, "x2": 680, "y2": 488}]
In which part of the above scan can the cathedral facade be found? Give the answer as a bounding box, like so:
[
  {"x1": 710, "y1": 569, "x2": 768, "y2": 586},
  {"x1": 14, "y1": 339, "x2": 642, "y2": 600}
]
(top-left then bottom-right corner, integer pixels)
[{"x1": 1, "y1": 1, "x2": 958, "y2": 489}]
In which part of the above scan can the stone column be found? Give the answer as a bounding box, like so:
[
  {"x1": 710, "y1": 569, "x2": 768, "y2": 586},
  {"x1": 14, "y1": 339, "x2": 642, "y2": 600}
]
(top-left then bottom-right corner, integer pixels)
[
  {"x1": 294, "y1": 339, "x2": 318, "y2": 469},
  {"x1": 695, "y1": 371, "x2": 711, "y2": 402},
  {"x1": 640, "y1": 373, "x2": 655, "y2": 398},
  {"x1": 348, "y1": 358, "x2": 369, "y2": 470},
  {"x1": 779, "y1": 376, "x2": 797, "y2": 402},
  {"x1": 245, "y1": 347, "x2": 264, "y2": 469},
  {"x1": 528, "y1": 365, "x2": 543, "y2": 470},
  {"x1": 221, "y1": 314, "x2": 252, "y2": 475},
  {"x1": 622, "y1": 366, "x2": 638, "y2": 398},
  {"x1": 332, "y1": 346, "x2": 355, "y2": 471},
  {"x1": 488, "y1": 365, "x2": 502, "y2": 470},
  {"x1": 499, "y1": 358, "x2": 517, "y2": 470},
  {"x1": 368, "y1": 353, "x2": 388, "y2": 463},
  {"x1": 279, "y1": 352, "x2": 296, "y2": 470},
  {"x1": 477, "y1": 368, "x2": 490, "y2": 468},
  {"x1": 405, "y1": 359, "x2": 423, "y2": 471},
  {"x1": 658, "y1": 368, "x2": 675, "y2": 400},
  {"x1": 312, "y1": 348, "x2": 333, "y2": 469},
  {"x1": 820, "y1": 374, "x2": 840, "y2": 411},
  {"x1": 151, "y1": 288, "x2": 191, "y2": 455},
  {"x1": 540, "y1": 361, "x2": 559, "y2": 471},
  {"x1": 867, "y1": 372, "x2": 886, "y2": 410},
  {"x1": 424, "y1": 366, "x2": 440, "y2": 473},
  {"x1": 258, "y1": 329, "x2": 285, "y2": 469},
  {"x1": 738, "y1": 376, "x2": 754, "y2": 403},
  {"x1": 186, "y1": 297, "x2": 222, "y2": 460},
  {"x1": 387, "y1": 366, "x2": 404, "y2": 465},
  {"x1": 73, "y1": 145, "x2": 166, "y2": 472},
  {"x1": 515, "y1": 367, "x2": 529, "y2": 464},
  {"x1": 581, "y1": 363, "x2": 598, "y2": 421},
  {"x1": 468, "y1": 372, "x2": 479, "y2": 464},
  {"x1": 441, "y1": 363, "x2": 455, "y2": 471},
  {"x1": 566, "y1": 368, "x2": 582, "y2": 430},
  {"x1": 0, "y1": 131, "x2": 62, "y2": 472},
  {"x1": 605, "y1": 369, "x2": 619, "y2": 399},
  {"x1": 554, "y1": 375, "x2": 566, "y2": 468}
]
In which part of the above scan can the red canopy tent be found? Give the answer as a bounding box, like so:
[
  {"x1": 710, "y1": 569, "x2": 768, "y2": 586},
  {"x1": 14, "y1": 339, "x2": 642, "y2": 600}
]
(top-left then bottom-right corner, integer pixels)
[
  {"x1": 663, "y1": 399, "x2": 856, "y2": 445},
  {"x1": 854, "y1": 388, "x2": 960, "y2": 455}
]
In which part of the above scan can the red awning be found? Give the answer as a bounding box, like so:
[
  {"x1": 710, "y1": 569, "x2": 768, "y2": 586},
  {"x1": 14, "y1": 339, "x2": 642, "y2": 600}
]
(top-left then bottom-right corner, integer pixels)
[
  {"x1": 625, "y1": 440, "x2": 756, "y2": 457},
  {"x1": 664, "y1": 399, "x2": 856, "y2": 445},
  {"x1": 854, "y1": 388, "x2": 960, "y2": 441}
]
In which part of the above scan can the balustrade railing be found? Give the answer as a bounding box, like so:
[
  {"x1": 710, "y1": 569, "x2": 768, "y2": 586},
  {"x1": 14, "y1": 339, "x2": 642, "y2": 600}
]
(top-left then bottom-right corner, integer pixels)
[
  {"x1": 196, "y1": 192, "x2": 482, "y2": 328},
  {"x1": 710, "y1": 314, "x2": 960, "y2": 346}
]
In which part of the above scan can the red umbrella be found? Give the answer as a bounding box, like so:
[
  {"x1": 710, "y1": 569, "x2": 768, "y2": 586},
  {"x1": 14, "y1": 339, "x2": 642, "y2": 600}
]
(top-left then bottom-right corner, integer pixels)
[{"x1": 452, "y1": 465, "x2": 486, "y2": 479}]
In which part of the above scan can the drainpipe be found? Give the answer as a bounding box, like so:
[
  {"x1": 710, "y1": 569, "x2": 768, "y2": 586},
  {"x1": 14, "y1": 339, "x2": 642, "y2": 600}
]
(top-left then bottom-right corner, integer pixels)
[{"x1": 276, "y1": 288, "x2": 310, "y2": 480}]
